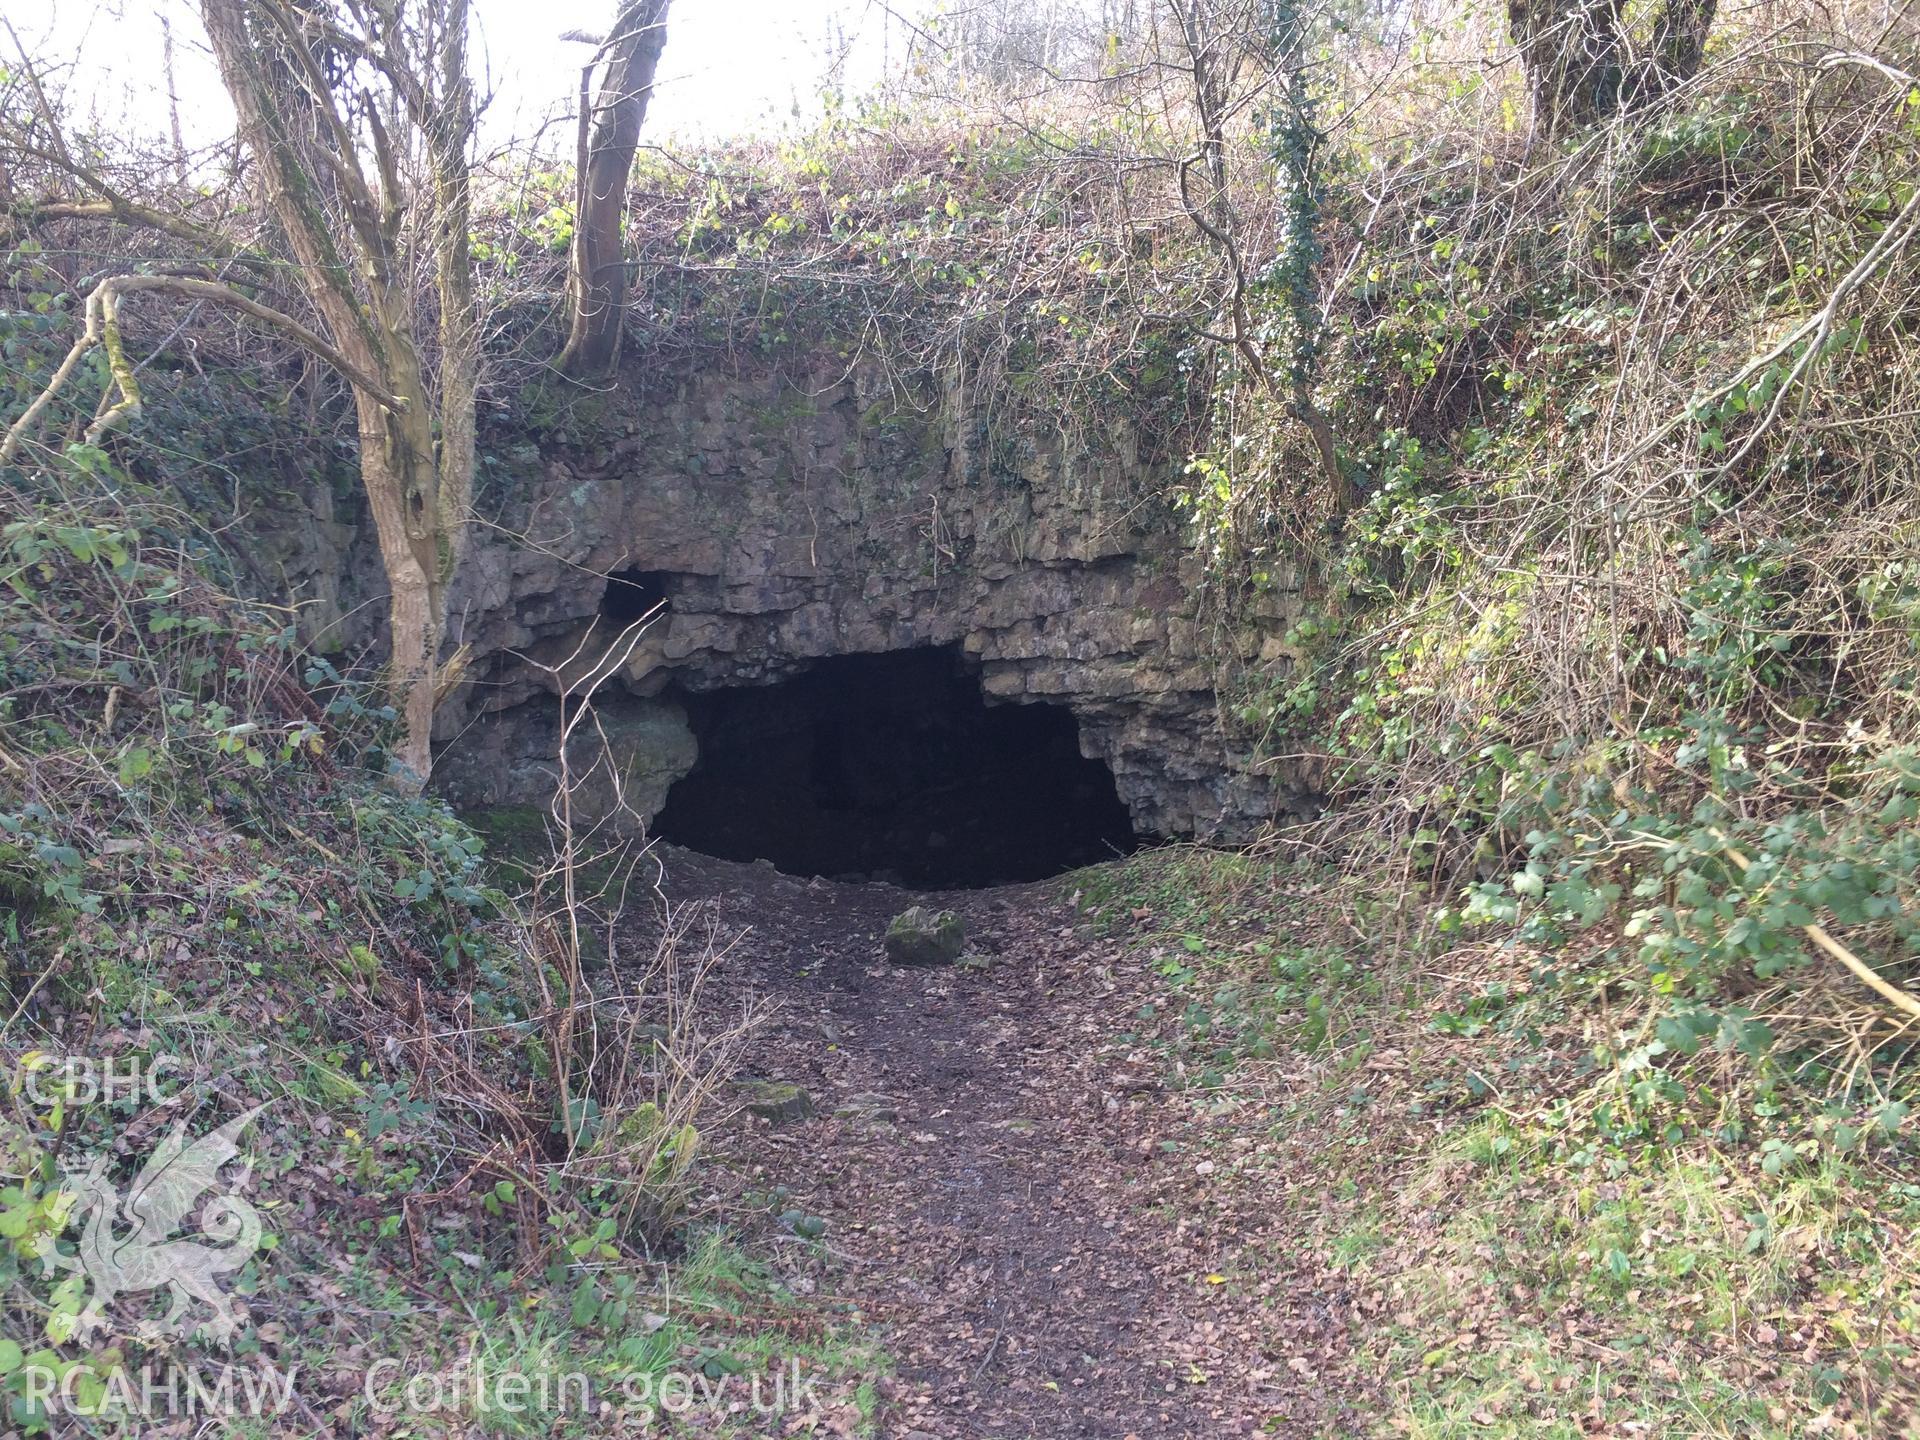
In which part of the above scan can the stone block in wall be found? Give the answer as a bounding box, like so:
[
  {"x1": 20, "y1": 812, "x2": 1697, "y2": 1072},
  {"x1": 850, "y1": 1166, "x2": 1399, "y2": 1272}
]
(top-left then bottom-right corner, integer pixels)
[
  {"x1": 662, "y1": 614, "x2": 737, "y2": 661},
  {"x1": 433, "y1": 694, "x2": 697, "y2": 827}
]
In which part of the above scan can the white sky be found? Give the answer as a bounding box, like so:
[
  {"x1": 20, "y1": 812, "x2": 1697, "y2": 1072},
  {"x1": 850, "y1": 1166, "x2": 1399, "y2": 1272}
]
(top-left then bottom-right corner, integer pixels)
[{"x1": 7, "y1": 0, "x2": 937, "y2": 152}]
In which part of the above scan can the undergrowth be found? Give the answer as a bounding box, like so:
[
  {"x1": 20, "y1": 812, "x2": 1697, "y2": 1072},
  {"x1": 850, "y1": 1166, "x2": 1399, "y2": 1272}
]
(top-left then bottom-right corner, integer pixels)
[
  {"x1": 1164, "y1": 0, "x2": 1920, "y2": 1226},
  {"x1": 1111, "y1": 29, "x2": 1920, "y2": 1426},
  {"x1": 1075, "y1": 845, "x2": 1920, "y2": 1433},
  {"x1": 0, "y1": 453, "x2": 875, "y2": 1433}
]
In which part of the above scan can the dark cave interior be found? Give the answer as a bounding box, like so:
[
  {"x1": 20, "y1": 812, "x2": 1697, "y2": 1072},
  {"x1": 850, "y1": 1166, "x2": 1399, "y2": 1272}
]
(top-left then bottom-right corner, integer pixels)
[
  {"x1": 650, "y1": 648, "x2": 1140, "y2": 888},
  {"x1": 601, "y1": 567, "x2": 670, "y2": 625}
]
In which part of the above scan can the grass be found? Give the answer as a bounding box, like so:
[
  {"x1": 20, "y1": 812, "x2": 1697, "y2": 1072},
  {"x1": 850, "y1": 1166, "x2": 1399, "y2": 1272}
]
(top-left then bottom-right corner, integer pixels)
[
  {"x1": 333, "y1": 1228, "x2": 885, "y2": 1435},
  {"x1": 1072, "y1": 845, "x2": 1920, "y2": 1436},
  {"x1": 1371, "y1": 1137, "x2": 1904, "y2": 1436}
]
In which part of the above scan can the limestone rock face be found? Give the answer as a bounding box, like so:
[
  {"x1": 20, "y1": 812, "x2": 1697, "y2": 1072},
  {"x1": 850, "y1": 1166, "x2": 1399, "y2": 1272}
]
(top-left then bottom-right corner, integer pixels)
[
  {"x1": 432, "y1": 692, "x2": 696, "y2": 827},
  {"x1": 258, "y1": 354, "x2": 1317, "y2": 840}
]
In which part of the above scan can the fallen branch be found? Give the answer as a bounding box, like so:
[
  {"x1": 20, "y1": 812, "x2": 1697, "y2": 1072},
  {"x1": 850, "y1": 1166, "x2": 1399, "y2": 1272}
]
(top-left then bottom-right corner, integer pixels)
[{"x1": 1615, "y1": 725, "x2": 1920, "y2": 1023}]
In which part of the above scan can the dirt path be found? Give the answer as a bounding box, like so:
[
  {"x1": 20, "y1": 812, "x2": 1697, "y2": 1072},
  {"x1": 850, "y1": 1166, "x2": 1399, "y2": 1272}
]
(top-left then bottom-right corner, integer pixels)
[{"x1": 643, "y1": 849, "x2": 1354, "y2": 1439}]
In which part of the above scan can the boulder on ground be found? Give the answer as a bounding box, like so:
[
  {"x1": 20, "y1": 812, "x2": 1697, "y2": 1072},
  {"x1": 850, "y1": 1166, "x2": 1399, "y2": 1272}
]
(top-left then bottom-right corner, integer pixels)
[
  {"x1": 740, "y1": 1081, "x2": 814, "y2": 1123},
  {"x1": 884, "y1": 906, "x2": 965, "y2": 966}
]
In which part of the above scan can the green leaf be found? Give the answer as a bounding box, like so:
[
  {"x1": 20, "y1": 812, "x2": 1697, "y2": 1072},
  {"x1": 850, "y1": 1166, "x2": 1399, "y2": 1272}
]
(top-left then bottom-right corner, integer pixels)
[{"x1": 30, "y1": 842, "x2": 80, "y2": 872}]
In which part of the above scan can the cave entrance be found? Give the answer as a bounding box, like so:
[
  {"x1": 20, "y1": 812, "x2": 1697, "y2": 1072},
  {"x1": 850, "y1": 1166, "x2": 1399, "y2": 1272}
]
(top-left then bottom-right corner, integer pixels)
[
  {"x1": 651, "y1": 648, "x2": 1139, "y2": 887},
  {"x1": 601, "y1": 567, "x2": 669, "y2": 625}
]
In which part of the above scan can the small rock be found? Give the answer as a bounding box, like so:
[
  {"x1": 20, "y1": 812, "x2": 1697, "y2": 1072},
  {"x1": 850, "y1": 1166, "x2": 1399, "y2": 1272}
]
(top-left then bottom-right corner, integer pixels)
[
  {"x1": 885, "y1": 906, "x2": 965, "y2": 966},
  {"x1": 835, "y1": 1091, "x2": 898, "y2": 1123},
  {"x1": 776, "y1": 1208, "x2": 827, "y2": 1239},
  {"x1": 739, "y1": 1081, "x2": 814, "y2": 1123}
]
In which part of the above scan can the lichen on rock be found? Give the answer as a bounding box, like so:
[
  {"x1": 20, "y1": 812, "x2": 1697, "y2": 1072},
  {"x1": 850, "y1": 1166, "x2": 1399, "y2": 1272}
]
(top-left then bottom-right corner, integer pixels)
[{"x1": 885, "y1": 906, "x2": 965, "y2": 966}]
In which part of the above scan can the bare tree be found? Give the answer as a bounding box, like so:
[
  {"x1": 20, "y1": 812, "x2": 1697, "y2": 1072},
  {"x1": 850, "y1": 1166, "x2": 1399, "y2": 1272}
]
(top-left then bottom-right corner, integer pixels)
[
  {"x1": 3, "y1": 0, "x2": 480, "y2": 791},
  {"x1": 927, "y1": 0, "x2": 1159, "y2": 88},
  {"x1": 557, "y1": 0, "x2": 671, "y2": 378},
  {"x1": 0, "y1": 21, "x2": 268, "y2": 274},
  {"x1": 1168, "y1": 0, "x2": 1349, "y2": 512},
  {"x1": 1507, "y1": 0, "x2": 1717, "y2": 138}
]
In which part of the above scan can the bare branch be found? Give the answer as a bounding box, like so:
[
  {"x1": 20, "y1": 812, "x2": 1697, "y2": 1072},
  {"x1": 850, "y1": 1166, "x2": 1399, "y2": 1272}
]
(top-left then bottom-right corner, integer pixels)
[
  {"x1": 2, "y1": 274, "x2": 405, "y2": 464},
  {"x1": 4, "y1": 198, "x2": 274, "y2": 277}
]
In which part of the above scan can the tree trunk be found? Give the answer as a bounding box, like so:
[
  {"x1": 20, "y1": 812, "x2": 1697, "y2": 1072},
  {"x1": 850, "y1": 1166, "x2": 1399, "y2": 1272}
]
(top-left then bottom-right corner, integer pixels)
[
  {"x1": 557, "y1": 0, "x2": 670, "y2": 378},
  {"x1": 430, "y1": 0, "x2": 480, "y2": 591},
  {"x1": 1633, "y1": 0, "x2": 1717, "y2": 106},
  {"x1": 1507, "y1": 0, "x2": 1624, "y2": 138},
  {"x1": 1508, "y1": 0, "x2": 1717, "y2": 137},
  {"x1": 359, "y1": 427, "x2": 441, "y2": 788},
  {"x1": 358, "y1": 342, "x2": 451, "y2": 789},
  {"x1": 201, "y1": 0, "x2": 476, "y2": 792}
]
